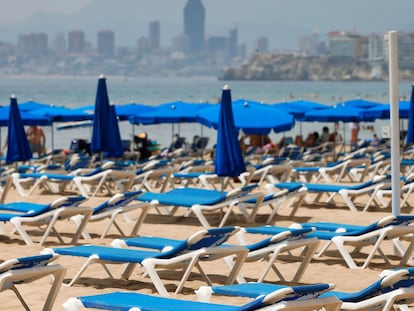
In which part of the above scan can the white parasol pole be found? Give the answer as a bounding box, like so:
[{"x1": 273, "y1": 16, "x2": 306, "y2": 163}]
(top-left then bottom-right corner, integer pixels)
[{"x1": 386, "y1": 30, "x2": 401, "y2": 216}]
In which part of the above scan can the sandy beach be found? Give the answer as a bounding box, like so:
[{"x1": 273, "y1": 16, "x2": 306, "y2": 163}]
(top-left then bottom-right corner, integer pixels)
[{"x1": 1, "y1": 180, "x2": 413, "y2": 310}]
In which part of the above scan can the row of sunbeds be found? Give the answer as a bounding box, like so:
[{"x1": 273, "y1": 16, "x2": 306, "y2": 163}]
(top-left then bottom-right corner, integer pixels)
[{"x1": 4, "y1": 215, "x2": 414, "y2": 310}]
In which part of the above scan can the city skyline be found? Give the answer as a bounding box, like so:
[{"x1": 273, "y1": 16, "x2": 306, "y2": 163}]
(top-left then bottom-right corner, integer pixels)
[{"x1": 0, "y1": 0, "x2": 413, "y2": 51}]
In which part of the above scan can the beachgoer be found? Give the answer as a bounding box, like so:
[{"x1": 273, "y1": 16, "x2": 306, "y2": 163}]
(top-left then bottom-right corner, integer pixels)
[
  {"x1": 319, "y1": 126, "x2": 330, "y2": 144},
  {"x1": 190, "y1": 135, "x2": 200, "y2": 152},
  {"x1": 240, "y1": 134, "x2": 273, "y2": 154},
  {"x1": 294, "y1": 135, "x2": 304, "y2": 147},
  {"x1": 371, "y1": 133, "x2": 381, "y2": 146},
  {"x1": 350, "y1": 122, "x2": 360, "y2": 148},
  {"x1": 304, "y1": 132, "x2": 319, "y2": 148},
  {"x1": 26, "y1": 125, "x2": 46, "y2": 157},
  {"x1": 329, "y1": 122, "x2": 344, "y2": 144},
  {"x1": 134, "y1": 132, "x2": 151, "y2": 160}
]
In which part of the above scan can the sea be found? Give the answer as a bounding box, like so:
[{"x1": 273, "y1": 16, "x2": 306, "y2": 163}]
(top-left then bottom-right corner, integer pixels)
[{"x1": 0, "y1": 75, "x2": 412, "y2": 152}]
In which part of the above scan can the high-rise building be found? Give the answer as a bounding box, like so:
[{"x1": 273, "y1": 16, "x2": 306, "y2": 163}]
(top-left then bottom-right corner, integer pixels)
[
  {"x1": 53, "y1": 33, "x2": 66, "y2": 54},
  {"x1": 97, "y1": 30, "x2": 115, "y2": 57},
  {"x1": 255, "y1": 37, "x2": 269, "y2": 53},
  {"x1": 18, "y1": 32, "x2": 48, "y2": 55},
  {"x1": 227, "y1": 28, "x2": 238, "y2": 59},
  {"x1": 183, "y1": 0, "x2": 205, "y2": 53},
  {"x1": 149, "y1": 21, "x2": 160, "y2": 51},
  {"x1": 68, "y1": 30, "x2": 85, "y2": 53}
]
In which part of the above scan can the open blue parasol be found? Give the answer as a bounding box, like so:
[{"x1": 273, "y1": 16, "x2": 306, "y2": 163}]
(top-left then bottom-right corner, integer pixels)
[
  {"x1": 6, "y1": 95, "x2": 32, "y2": 164},
  {"x1": 215, "y1": 85, "x2": 246, "y2": 179},
  {"x1": 90, "y1": 75, "x2": 124, "y2": 158},
  {"x1": 197, "y1": 99, "x2": 294, "y2": 134}
]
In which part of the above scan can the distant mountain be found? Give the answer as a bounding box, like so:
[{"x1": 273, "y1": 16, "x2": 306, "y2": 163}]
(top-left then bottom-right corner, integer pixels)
[{"x1": 0, "y1": 0, "x2": 413, "y2": 51}]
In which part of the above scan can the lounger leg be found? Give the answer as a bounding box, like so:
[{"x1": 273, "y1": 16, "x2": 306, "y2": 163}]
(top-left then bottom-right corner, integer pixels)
[
  {"x1": 129, "y1": 204, "x2": 151, "y2": 237},
  {"x1": 64, "y1": 256, "x2": 113, "y2": 287},
  {"x1": 71, "y1": 215, "x2": 92, "y2": 240},
  {"x1": 43, "y1": 265, "x2": 66, "y2": 311},
  {"x1": 10, "y1": 218, "x2": 35, "y2": 246},
  {"x1": 174, "y1": 257, "x2": 202, "y2": 294},
  {"x1": 399, "y1": 237, "x2": 414, "y2": 265},
  {"x1": 338, "y1": 190, "x2": 358, "y2": 212},
  {"x1": 120, "y1": 263, "x2": 139, "y2": 280},
  {"x1": 70, "y1": 212, "x2": 92, "y2": 245},
  {"x1": 10, "y1": 285, "x2": 31, "y2": 311},
  {"x1": 141, "y1": 260, "x2": 169, "y2": 297},
  {"x1": 191, "y1": 205, "x2": 212, "y2": 228}
]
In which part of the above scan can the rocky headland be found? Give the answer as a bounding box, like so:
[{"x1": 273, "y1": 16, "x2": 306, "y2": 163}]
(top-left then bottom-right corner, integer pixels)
[{"x1": 219, "y1": 53, "x2": 414, "y2": 81}]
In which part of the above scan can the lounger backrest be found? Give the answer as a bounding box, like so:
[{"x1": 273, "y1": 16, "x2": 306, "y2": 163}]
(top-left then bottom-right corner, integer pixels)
[
  {"x1": 51, "y1": 196, "x2": 87, "y2": 209},
  {"x1": 186, "y1": 226, "x2": 240, "y2": 251},
  {"x1": 93, "y1": 191, "x2": 142, "y2": 214},
  {"x1": 0, "y1": 254, "x2": 57, "y2": 273},
  {"x1": 340, "y1": 269, "x2": 409, "y2": 302},
  {"x1": 154, "y1": 227, "x2": 240, "y2": 259},
  {"x1": 245, "y1": 227, "x2": 313, "y2": 251},
  {"x1": 226, "y1": 184, "x2": 258, "y2": 199},
  {"x1": 391, "y1": 268, "x2": 414, "y2": 288}
]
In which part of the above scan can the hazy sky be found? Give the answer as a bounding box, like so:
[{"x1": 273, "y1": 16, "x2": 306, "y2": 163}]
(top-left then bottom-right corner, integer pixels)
[
  {"x1": 0, "y1": 0, "x2": 92, "y2": 22},
  {"x1": 1, "y1": 0, "x2": 413, "y2": 50}
]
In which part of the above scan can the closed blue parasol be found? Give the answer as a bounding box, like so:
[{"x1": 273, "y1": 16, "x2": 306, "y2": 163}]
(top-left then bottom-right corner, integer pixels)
[
  {"x1": 90, "y1": 75, "x2": 124, "y2": 158},
  {"x1": 406, "y1": 84, "x2": 414, "y2": 145},
  {"x1": 215, "y1": 85, "x2": 246, "y2": 178},
  {"x1": 6, "y1": 95, "x2": 32, "y2": 164}
]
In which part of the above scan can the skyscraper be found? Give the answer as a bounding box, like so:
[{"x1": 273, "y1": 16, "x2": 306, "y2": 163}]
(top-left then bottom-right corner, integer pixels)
[
  {"x1": 149, "y1": 21, "x2": 160, "y2": 51},
  {"x1": 183, "y1": 0, "x2": 205, "y2": 54},
  {"x1": 97, "y1": 30, "x2": 115, "y2": 58},
  {"x1": 68, "y1": 30, "x2": 85, "y2": 53},
  {"x1": 18, "y1": 32, "x2": 48, "y2": 55}
]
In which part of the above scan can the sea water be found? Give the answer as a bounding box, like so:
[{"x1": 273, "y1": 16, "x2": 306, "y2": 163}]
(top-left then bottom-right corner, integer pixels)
[{"x1": 0, "y1": 75, "x2": 411, "y2": 151}]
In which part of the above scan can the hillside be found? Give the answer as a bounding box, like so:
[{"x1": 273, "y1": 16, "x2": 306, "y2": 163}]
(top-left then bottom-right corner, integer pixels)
[{"x1": 219, "y1": 54, "x2": 414, "y2": 81}]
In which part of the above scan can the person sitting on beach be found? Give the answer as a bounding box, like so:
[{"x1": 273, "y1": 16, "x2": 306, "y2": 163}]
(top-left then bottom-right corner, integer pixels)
[
  {"x1": 134, "y1": 132, "x2": 151, "y2": 160},
  {"x1": 304, "y1": 132, "x2": 319, "y2": 148},
  {"x1": 294, "y1": 135, "x2": 304, "y2": 147},
  {"x1": 26, "y1": 125, "x2": 46, "y2": 157},
  {"x1": 329, "y1": 122, "x2": 344, "y2": 145},
  {"x1": 318, "y1": 126, "x2": 330, "y2": 144},
  {"x1": 240, "y1": 134, "x2": 274, "y2": 154}
]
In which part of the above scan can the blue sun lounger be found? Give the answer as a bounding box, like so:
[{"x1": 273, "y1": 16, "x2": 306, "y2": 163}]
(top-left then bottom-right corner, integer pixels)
[
  {"x1": 0, "y1": 253, "x2": 65, "y2": 311},
  {"x1": 196, "y1": 268, "x2": 414, "y2": 311},
  {"x1": 275, "y1": 174, "x2": 390, "y2": 211},
  {"x1": 137, "y1": 184, "x2": 262, "y2": 227},
  {"x1": 62, "y1": 285, "x2": 341, "y2": 311},
  {"x1": 48, "y1": 226, "x2": 248, "y2": 296},
  {"x1": 0, "y1": 196, "x2": 90, "y2": 245},
  {"x1": 70, "y1": 190, "x2": 151, "y2": 240},
  {"x1": 11, "y1": 163, "x2": 113, "y2": 197},
  {"x1": 114, "y1": 225, "x2": 318, "y2": 284},
  {"x1": 300, "y1": 215, "x2": 414, "y2": 269}
]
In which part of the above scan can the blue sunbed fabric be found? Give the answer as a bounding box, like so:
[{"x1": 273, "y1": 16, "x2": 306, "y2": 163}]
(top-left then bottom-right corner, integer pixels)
[
  {"x1": 276, "y1": 179, "x2": 376, "y2": 193},
  {"x1": 77, "y1": 291, "x2": 264, "y2": 311},
  {"x1": 0, "y1": 196, "x2": 86, "y2": 221},
  {"x1": 302, "y1": 215, "x2": 414, "y2": 240},
  {"x1": 207, "y1": 282, "x2": 331, "y2": 299},
  {"x1": 138, "y1": 188, "x2": 227, "y2": 207}
]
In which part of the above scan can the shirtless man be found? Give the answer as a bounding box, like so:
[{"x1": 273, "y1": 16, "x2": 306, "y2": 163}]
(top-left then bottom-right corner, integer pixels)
[{"x1": 26, "y1": 125, "x2": 46, "y2": 157}]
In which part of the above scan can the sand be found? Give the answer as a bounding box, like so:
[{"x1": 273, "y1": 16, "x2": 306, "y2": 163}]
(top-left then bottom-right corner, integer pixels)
[{"x1": 0, "y1": 183, "x2": 413, "y2": 310}]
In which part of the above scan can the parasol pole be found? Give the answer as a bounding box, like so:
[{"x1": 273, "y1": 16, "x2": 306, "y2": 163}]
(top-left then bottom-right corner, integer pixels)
[{"x1": 386, "y1": 30, "x2": 401, "y2": 216}]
